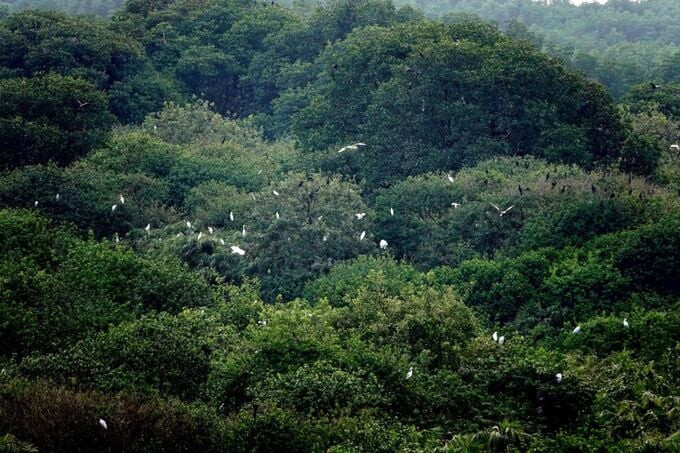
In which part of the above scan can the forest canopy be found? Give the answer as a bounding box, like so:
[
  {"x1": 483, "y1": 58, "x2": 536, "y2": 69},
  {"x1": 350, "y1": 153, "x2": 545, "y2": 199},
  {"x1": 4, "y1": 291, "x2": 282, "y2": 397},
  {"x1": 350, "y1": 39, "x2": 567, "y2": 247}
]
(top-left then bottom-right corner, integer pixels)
[{"x1": 0, "y1": 0, "x2": 678, "y2": 451}]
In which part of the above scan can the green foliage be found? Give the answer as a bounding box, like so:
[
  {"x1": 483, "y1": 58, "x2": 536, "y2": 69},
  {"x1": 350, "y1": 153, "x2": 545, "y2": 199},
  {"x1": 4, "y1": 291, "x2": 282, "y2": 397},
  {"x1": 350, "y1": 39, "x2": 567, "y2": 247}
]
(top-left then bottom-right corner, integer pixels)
[{"x1": 0, "y1": 74, "x2": 113, "y2": 169}]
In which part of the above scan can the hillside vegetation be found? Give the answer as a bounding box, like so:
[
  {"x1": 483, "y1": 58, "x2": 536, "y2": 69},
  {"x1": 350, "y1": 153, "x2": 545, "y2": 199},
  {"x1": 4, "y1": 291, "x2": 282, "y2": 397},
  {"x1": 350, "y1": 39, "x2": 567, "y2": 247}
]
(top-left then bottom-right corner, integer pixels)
[{"x1": 0, "y1": 0, "x2": 679, "y2": 451}]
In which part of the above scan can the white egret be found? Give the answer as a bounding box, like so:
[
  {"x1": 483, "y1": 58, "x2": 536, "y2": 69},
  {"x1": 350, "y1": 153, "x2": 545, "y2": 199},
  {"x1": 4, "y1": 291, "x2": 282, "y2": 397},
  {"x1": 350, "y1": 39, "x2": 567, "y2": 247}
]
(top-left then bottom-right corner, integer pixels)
[
  {"x1": 338, "y1": 143, "x2": 366, "y2": 153},
  {"x1": 114, "y1": 233, "x2": 120, "y2": 243},
  {"x1": 390, "y1": 207, "x2": 394, "y2": 216},
  {"x1": 99, "y1": 418, "x2": 108, "y2": 429},
  {"x1": 492, "y1": 331, "x2": 498, "y2": 342},
  {"x1": 219, "y1": 238, "x2": 225, "y2": 245},
  {"x1": 451, "y1": 202, "x2": 461, "y2": 209},
  {"x1": 186, "y1": 220, "x2": 192, "y2": 229},
  {"x1": 119, "y1": 194, "x2": 125, "y2": 205},
  {"x1": 380, "y1": 239, "x2": 388, "y2": 249},
  {"x1": 34, "y1": 200, "x2": 38, "y2": 207},
  {"x1": 197, "y1": 232, "x2": 203, "y2": 240},
  {"x1": 499, "y1": 336, "x2": 505, "y2": 345},
  {"x1": 671, "y1": 144, "x2": 679, "y2": 151},
  {"x1": 275, "y1": 212, "x2": 280, "y2": 220},
  {"x1": 556, "y1": 373, "x2": 563, "y2": 383},
  {"x1": 572, "y1": 325, "x2": 581, "y2": 334},
  {"x1": 355, "y1": 213, "x2": 366, "y2": 219},
  {"x1": 55, "y1": 193, "x2": 60, "y2": 201},
  {"x1": 258, "y1": 320, "x2": 267, "y2": 326},
  {"x1": 273, "y1": 190, "x2": 280, "y2": 196},
  {"x1": 490, "y1": 203, "x2": 514, "y2": 217},
  {"x1": 111, "y1": 204, "x2": 118, "y2": 212},
  {"x1": 145, "y1": 223, "x2": 151, "y2": 233},
  {"x1": 359, "y1": 231, "x2": 366, "y2": 241},
  {"x1": 208, "y1": 226, "x2": 214, "y2": 234},
  {"x1": 623, "y1": 318, "x2": 629, "y2": 328},
  {"x1": 242, "y1": 225, "x2": 247, "y2": 237},
  {"x1": 447, "y1": 174, "x2": 454, "y2": 183},
  {"x1": 230, "y1": 211, "x2": 234, "y2": 222},
  {"x1": 231, "y1": 245, "x2": 246, "y2": 255},
  {"x1": 323, "y1": 234, "x2": 328, "y2": 242},
  {"x1": 406, "y1": 367, "x2": 413, "y2": 380}
]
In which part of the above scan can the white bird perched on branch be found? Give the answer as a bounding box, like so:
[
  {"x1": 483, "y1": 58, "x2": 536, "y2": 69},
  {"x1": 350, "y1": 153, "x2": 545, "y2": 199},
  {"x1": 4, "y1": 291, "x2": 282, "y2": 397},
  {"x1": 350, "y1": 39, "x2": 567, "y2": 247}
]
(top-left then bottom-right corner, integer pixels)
[
  {"x1": 145, "y1": 223, "x2": 151, "y2": 233},
  {"x1": 186, "y1": 220, "x2": 192, "y2": 229},
  {"x1": 406, "y1": 367, "x2": 413, "y2": 380},
  {"x1": 197, "y1": 232, "x2": 203, "y2": 241},
  {"x1": 34, "y1": 200, "x2": 39, "y2": 208},
  {"x1": 323, "y1": 234, "x2": 328, "y2": 242},
  {"x1": 242, "y1": 225, "x2": 247, "y2": 237},
  {"x1": 114, "y1": 233, "x2": 120, "y2": 243},
  {"x1": 55, "y1": 193, "x2": 60, "y2": 201},
  {"x1": 272, "y1": 190, "x2": 280, "y2": 196},
  {"x1": 623, "y1": 318, "x2": 629, "y2": 328},
  {"x1": 492, "y1": 331, "x2": 498, "y2": 342},
  {"x1": 230, "y1": 211, "x2": 234, "y2": 222},
  {"x1": 671, "y1": 144, "x2": 679, "y2": 151},
  {"x1": 447, "y1": 174, "x2": 454, "y2": 183},
  {"x1": 99, "y1": 418, "x2": 107, "y2": 430},
  {"x1": 359, "y1": 231, "x2": 366, "y2": 241},
  {"x1": 275, "y1": 212, "x2": 280, "y2": 220},
  {"x1": 355, "y1": 213, "x2": 366, "y2": 219},
  {"x1": 119, "y1": 194, "x2": 125, "y2": 205},
  {"x1": 111, "y1": 204, "x2": 118, "y2": 212},
  {"x1": 499, "y1": 336, "x2": 505, "y2": 345},
  {"x1": 572, "y1": 325, "x2": 581, "y2": 334},
  {"x1": 451, "y1": 202, "x2": 461, "y2": 209},
  {"x1": 231, "y1": 245, "x2": 245, "y2": 255},
  {"x1": 380, "y1": 239, "x2": 388, "y2": 249},
  {"x1": 390, "y1": 207, "x2": 394, "y2": 216},
  {"x1": 490, "y1": 203, "x2": 514, "y2": 217},
  {"x1": 219, "y1": 238, "x2": 225, "y2": 245},
  {"x1": 208, "y1": 226, "x2": 214, "y2": 234},
  {"x1": 338, "y1": 143, "x2": 366, "y2": 153},
  {"x1": 556, "y1": 373, "x2": 563, "y2": 383}
]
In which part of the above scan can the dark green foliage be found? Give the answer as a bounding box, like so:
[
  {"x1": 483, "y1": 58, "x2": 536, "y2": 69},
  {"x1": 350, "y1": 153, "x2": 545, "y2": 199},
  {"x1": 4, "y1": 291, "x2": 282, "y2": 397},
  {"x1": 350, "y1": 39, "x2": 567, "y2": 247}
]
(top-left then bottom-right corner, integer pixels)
[{"x1": 0, "y1": 74, "x2": 113, "y2": 169}]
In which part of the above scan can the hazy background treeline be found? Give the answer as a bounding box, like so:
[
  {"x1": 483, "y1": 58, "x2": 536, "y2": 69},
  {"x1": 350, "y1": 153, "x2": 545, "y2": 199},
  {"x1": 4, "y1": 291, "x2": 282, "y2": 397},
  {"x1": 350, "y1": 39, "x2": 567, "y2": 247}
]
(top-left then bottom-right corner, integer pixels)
[{"x1": 1, "y1": 0, "x2": 677, "y2": 98}]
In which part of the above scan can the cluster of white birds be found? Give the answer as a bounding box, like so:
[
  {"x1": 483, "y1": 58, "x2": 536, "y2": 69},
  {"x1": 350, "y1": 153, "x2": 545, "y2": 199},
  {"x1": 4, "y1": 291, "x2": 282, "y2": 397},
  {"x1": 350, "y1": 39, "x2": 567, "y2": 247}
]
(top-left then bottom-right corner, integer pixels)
[{"x1": 491, "y1": 331, "x2": 505, "y2": 345}]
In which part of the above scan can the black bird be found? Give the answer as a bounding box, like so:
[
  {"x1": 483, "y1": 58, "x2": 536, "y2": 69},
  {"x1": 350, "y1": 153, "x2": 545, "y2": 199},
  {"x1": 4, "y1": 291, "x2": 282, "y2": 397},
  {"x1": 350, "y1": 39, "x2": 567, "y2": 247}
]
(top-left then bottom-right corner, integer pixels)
[
  {"x1": 551, "y1": 180, "x2": 557, "y2": 190},
  {"x1": 610, "y1": 192, "x2": 616, "y2": 199},
  {"x1": 591, "y1": 184, "x2": 597, "y2": 193},
  {"x1": 518, "y1": 185, "x2": 523, "y2": 196},
  {"x1": 515, "y1": 161, "x2": 519, "y2": 167},
  {"x1": 560, "y1": 185, "x2": 567, "y2": 194},
  {"x1": 332, "y1": 63, "x2": 338, "y2": 70},
  {"x1": 545, "y1": 172, "x2": 550, "y2": 181},
  {"x1": 628, "y1": 188, "x2": 633, "y2": 196}
]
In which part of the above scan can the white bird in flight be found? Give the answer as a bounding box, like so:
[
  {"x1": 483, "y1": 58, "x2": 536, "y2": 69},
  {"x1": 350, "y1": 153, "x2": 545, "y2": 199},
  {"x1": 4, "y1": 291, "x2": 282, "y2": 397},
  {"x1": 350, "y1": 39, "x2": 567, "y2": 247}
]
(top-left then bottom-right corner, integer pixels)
[
  {"x1": 230, "y1": 211, "x2": 234, "y2": 222},
  {"x1": 380, "y1": 239, "x2": 388, "y2": 249},
  {"x1": 359, "y1": 231, "x2": 366, "y2": 241},
  {"x1": 572, "y1": 325, "x2": 581, "y2": 334},
  {"x1": 492, "y1": 331, "x2": 498, "y2": 342},
  {"x1": 99, "y1": 418, "x2": 107, "y2": 429},
  {"x1": 451, "y1": 202, "x2": 461, "y2": 209},
  {"x1": 355, "y1": 213, "x2": 366, "y2": 219},
  {"x1": 490, "y1": 203, "x2": 514, "y2": 217},
  {"x1": 338, "y1": 143, "x2": 366, "y2": 153},
  {"x1": 556, "y1": 373, "x2": 563, "y2": 383},
  {"x1": 111, "y1": 204, "x2": 118, "y2": 212},
  {"x1": 406, "y1": 367, "x2": 413, "y2": 380},
  {"x1": 231, "y1": 245, "x2": 245, "y2": 255},
  {"x1": 623, "y1": 318, "x2": 629, "y2": 328}
]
